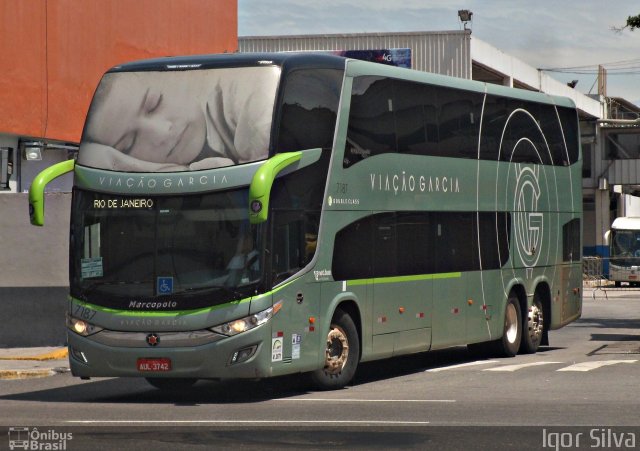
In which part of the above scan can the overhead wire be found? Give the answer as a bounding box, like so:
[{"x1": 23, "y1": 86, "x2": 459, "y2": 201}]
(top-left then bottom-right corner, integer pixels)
[{"x1": 540, "y1": 58, "x2": 640, "y2": 75}]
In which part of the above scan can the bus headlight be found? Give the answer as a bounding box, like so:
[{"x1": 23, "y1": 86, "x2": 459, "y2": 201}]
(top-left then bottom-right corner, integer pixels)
[
  {"x1": 66, "y1": 315, "x2": 103, "y2": 337},
  {"x1": 211, "y1": 301, "x2": 282, "y2": 336}
]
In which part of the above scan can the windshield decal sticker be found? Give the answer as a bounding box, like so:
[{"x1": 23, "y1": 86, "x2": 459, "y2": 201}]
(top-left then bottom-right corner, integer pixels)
[{"x1": 81, "y1": 257, "x2": 103, "y2": 279}]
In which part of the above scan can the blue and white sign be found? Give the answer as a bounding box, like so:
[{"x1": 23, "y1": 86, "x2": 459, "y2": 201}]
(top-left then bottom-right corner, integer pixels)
[{"x1": 157, "y1": 277, "x2": 174, "y2": 295}]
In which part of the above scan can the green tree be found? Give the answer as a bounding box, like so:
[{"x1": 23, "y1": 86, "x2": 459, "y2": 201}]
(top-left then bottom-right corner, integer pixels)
[
  {"x1": 613, "y1": 14, "x2": 640, "y2": 32},
  {"x1": 626, "y1": 14, "x2": 640, "y2": 30}
]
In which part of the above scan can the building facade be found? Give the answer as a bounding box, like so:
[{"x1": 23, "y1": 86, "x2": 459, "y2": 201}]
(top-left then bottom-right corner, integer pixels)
[{"x1": 0, "y1": 0, "x2": 237, "y2": 346}]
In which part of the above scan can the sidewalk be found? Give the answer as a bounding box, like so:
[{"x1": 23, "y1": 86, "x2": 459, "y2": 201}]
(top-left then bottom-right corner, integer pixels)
[{"x1": 0, "y1": 347, "x2": 69, "y2": 380}]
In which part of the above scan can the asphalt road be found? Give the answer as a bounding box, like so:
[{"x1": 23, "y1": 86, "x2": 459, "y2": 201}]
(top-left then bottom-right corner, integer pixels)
[{"x1": 1, "y1": 287, "x2": 640, "y2": 450}]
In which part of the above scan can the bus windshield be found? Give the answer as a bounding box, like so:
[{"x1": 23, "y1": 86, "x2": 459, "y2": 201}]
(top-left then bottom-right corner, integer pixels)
[
  {"x1": 610, "y1": 229, "x2": 640, "y2": 265},
  {"x1": 70, "y1": 187, "x2": 265, "y2": 310},
  {"x1": 77, "y1": 66, "x2": 281, "y2": 172}
]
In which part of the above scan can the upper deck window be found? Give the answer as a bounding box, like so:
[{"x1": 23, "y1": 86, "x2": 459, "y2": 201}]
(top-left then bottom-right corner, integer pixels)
[
  {"x1": 275, "y1": 68, "x2": 343, "y2": 153},
  {"x1": 78, "y1": 66, "x2": 281, "y2": 172}
]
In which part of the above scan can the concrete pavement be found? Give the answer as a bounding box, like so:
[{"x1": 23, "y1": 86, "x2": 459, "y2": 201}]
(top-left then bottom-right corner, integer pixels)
[{"x1": 0, "y1": 347, "x2": 69, "y2": 380}]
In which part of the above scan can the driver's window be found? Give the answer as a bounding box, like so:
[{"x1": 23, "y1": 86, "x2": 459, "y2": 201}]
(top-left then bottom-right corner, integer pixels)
[{"x1": 272, "y1": 215, "x2": 305, "y2": 285}]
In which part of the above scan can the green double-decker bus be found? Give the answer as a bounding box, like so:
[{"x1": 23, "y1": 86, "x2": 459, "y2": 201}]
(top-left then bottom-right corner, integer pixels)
[{"x1": 30, "y1": 52, "x2": 582, "y2": 390}]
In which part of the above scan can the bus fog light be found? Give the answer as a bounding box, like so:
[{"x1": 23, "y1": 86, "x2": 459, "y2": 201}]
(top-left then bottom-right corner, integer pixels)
[
  {"x1": 71, "y1": 347, "x2": 89, "y2": 364},
  {"x1": 229, "y1": 345, "x2": 258, "y2": 365}
]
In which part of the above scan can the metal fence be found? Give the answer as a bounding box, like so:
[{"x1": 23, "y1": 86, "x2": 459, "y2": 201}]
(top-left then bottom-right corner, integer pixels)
[{"x1": 583, "y1": 256, "x2": 640, "y2": 291}]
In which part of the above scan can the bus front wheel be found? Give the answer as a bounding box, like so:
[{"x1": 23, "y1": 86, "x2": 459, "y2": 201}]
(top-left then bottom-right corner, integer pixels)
[{"x1": 309, "y1": 309, "x2": 360, "y2": 390}]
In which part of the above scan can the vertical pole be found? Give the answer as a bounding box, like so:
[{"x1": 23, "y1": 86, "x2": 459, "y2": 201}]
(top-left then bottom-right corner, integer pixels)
[{"x1": 598, "y1": 65, "x2": 607, "y2": 98}]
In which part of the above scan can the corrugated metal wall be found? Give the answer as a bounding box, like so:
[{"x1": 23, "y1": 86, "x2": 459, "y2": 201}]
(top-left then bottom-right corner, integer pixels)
[
  {"x1": 0, "y1": 0, "x2": 237, "y2": 143},
  {"x1": 239, "y1": 31, "x2": 471, "y2": 79}
]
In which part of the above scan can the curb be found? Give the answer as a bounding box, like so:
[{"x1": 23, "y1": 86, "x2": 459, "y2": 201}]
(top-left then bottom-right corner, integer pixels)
[
  {"x1": 0, "y1": 348, "x2": 69, "y2": 380},
  {"x1": 0, "y1": 369, "x2": 56, "y2": 380},
  {"x1": 0, "y1": 348, "x2": 68, "y2": 361}
]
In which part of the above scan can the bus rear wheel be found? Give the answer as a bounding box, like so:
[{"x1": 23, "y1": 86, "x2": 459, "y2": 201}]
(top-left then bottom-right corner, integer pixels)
[
  {"x1": 492, "y1": 296, "x2": 522, "y2": 357},
  {"x1": 145, "y1": 377, "x2": 197, "y2": 391},
  {"x1": 309, "y1": 309, "x2": 360, "y2": 390},
  {"x1": 520, "y1": 295, "x2": 544, "y2": 354}
]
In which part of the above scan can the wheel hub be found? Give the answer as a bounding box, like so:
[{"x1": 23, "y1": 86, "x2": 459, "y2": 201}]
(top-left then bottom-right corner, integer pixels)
[
  {"x1": 324, "y1": 326, "x2": 349, "y2": 375},
  {"x1": 505, "y1": 303, "x2": 518, "y2": 344},
  {"x1": 527, "y1": 303, "x2": 544, "y2": 342}
]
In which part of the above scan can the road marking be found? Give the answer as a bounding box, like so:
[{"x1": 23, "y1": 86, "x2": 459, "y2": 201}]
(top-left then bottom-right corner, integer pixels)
[
  {"x1": 484, "y1": 361, "x2": 562, "y2": 372},
  {"x1": 426, "y1": 360, "x2": 499, "y2": 372},
  {"x1": 67, "y1": 420, "x2": 430, "y2": 425},
  {"x1": 274, "y1": 398, "x2": 455, "y2": 403},
  {"x1": 557, "y1": 360, "x2": 637, "y2": 372}
]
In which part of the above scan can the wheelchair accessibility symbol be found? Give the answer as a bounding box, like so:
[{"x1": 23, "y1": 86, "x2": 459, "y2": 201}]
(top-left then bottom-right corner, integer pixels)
[{"x1": 157, "y1": 277, "x2": 174, "y2": 295}]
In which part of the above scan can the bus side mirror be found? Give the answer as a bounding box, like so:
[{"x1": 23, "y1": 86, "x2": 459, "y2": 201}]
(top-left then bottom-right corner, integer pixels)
[
  {"x1": 604, "y1": 230, "x2": 610, "y2": 246},
  {"x1": 248, "y1": 152, "x2": 302, "y2": 224},
  {"x1": 29, "y1": 159, "x2": 75, "y2": 226}
]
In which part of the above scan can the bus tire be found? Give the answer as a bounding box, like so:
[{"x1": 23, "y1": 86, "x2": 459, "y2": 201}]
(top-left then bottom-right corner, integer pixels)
[
  {"x1": 492, "y1": 296, "x2": 522, "y2": 357},
  {"x1": 145, "y1": 377, "x2": 197, "y2": 391},
  {"x1": 520, "y1": 294, "x2": 544, "y2": 354},
  {"x1": 309, "y1": 309, "x2": 360, "y2": 390}
]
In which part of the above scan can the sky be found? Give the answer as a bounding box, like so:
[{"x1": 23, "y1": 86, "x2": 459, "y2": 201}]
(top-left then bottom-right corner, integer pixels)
[{"x1": 239, "y1": 0, "x2": 640, "y2": 104}]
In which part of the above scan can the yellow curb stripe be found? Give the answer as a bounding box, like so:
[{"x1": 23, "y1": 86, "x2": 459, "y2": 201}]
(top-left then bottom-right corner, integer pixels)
[
  {"x1": 0, "y1": 348, "x2": 68, "y2": 361},
  {"x1": 0, "y1": 369, "x2": 56, "y2": 380}
]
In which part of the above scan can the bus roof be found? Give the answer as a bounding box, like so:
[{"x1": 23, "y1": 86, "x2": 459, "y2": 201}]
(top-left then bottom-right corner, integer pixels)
[
  {"x1": 611, "y1": 217, "x2": 640, "y2": 231},
  {"x1": 107, "y1": 51, "x2": 576, "y2": 110},
  {"x1": 107, "y1": 52, "x2": 347, "y2": 73},
  {"x1": 344, "y1": 58, "x2": 576, "y2": 109}
]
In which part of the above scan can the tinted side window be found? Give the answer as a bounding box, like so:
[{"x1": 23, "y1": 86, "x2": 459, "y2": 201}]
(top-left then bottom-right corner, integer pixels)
[
  {"x1": 557, "y1": 106, "x2": 580, "y2": 165},
  {"x1": 539, "y1": 104, "x2": 567, "y2": 166},
  {"x1": 345, "y1": 77, "x2": 483, "y2": 167},
  {"x1": 396, "y1": 212, "x2": 435, "y2": 275},
  {"x1": 345, "y1": 77, "x2": 396, "y2": 167},
  {"x1": 481, "y1": 96, "x2": 576, "y2": 166},
  {"x1": 563, "y1": 218, "x2": 581, "y2": 262},
  {"x1": 332, "y1": 211, "x2": 511, "y2": 279},
  {"x1": 432, "y1": 212, "x2": 477, "y2": 273},
  {"x1": 437, "y1": 88, "x2": 482, "y2": 159},
  {"x1": 276, "y1": 69, "x2": 343, "y2": 153},
  {"x1": 270, "y1": 151, "x2": 331, "y2": 284},
  {"x1": 332, "y1": 215, "x2": 374, "y2": 280},
  {"x1": 394, "y1": 82, "x2": 438, "y2": 156},
  {"x1": 477, "y1": 212, "x2": 511, "y2": 269},
  {"x1": 481, "y1": 97, "x2": 551, "y2": 164}
]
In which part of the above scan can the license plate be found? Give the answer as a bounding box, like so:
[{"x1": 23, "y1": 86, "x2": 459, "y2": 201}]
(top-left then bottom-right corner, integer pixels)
[{"x1": 137, "y1": 358, "x2": 171, "y2": 372}]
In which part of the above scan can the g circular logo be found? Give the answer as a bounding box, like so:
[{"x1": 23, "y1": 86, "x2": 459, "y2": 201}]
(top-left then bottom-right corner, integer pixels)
[{"x1": 513, "y1": 165, "x2": 543, "y2": 267}]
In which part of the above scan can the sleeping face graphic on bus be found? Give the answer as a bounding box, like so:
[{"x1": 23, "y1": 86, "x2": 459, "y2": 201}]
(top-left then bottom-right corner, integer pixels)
[
  {"x1": 79, "y1": 67, "x2": 280, "y2": 172},
  {"x1": 85, "y1": 74, "x2": 207, "y2": 166}
]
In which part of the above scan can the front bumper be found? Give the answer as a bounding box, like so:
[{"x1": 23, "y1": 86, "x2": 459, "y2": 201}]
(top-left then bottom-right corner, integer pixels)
[{"x1": 67, "y1": 323, "x2": 273, "y2": 379}]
